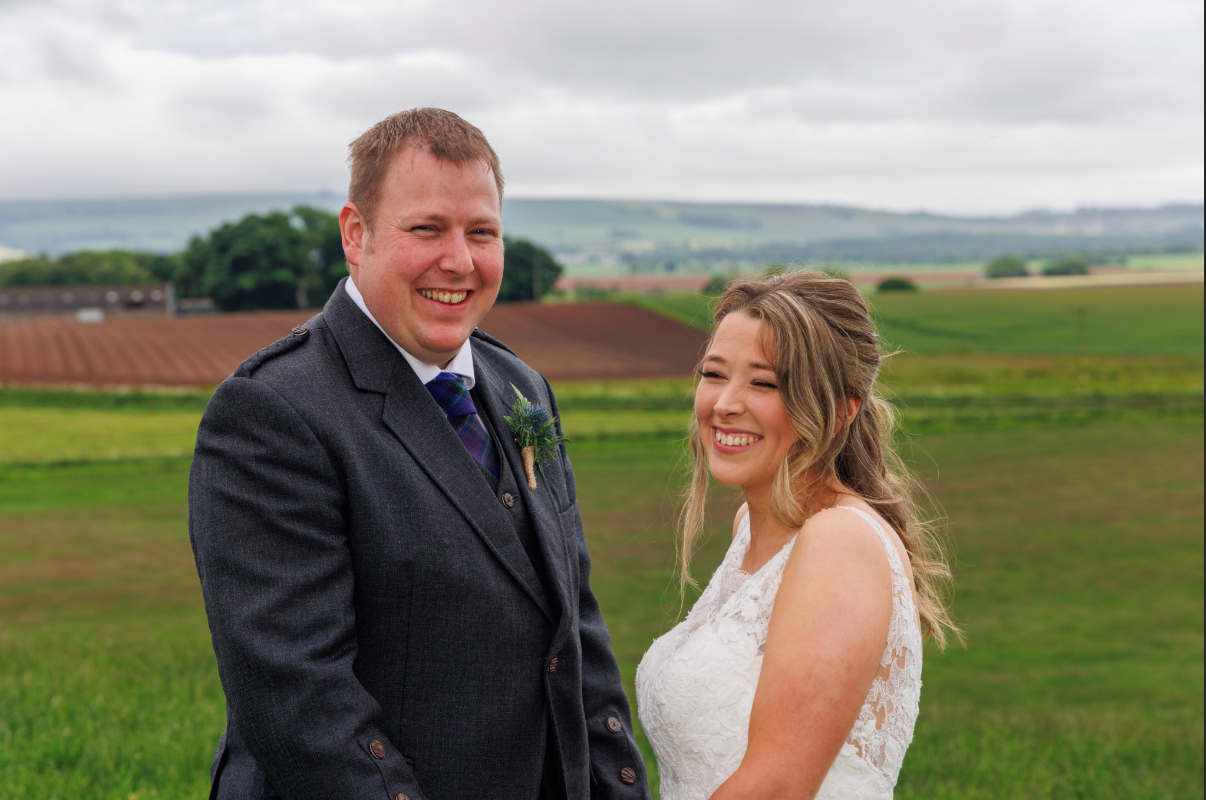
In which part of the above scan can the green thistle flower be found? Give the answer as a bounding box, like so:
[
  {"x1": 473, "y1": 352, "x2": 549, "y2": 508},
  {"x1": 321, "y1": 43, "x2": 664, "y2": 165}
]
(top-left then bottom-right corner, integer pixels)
[{"x1": 503, "y1": 384, "x2": 568, "y2": 490}]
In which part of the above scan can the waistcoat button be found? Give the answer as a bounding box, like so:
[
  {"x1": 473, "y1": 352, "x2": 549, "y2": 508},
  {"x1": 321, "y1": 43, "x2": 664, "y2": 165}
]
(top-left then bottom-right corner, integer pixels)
[
  {"x1": 369, "y1": 739, "x2": 386, "y2": 759},
  {"x1": 502, "y1": 492, "x2": 515, "y2": 508},
  {"x1": 547, "y1": 657, "x2": 559, "y2": 673},
  {"x1": 606, "y1": 716, "x2": 623, "y2": 733},
  {"x1": 620, "y1": 766, "x2": 637, "y2": 784}
]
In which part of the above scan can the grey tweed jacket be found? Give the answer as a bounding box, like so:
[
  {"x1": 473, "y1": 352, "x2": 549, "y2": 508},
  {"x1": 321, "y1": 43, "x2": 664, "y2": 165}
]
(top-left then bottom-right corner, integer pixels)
[{"x1": 188, "y1": 281, "x2": 650, "y2": 800}]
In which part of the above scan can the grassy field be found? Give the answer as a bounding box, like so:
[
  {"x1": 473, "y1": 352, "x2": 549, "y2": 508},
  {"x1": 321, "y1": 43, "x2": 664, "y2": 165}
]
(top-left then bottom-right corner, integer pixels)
[
  {"x1": 1, "y1": 285, "x2": 1202, "y2": 798},
  {"x1": 634, "y1": 284, "x2": 1205, "y2": 356}
]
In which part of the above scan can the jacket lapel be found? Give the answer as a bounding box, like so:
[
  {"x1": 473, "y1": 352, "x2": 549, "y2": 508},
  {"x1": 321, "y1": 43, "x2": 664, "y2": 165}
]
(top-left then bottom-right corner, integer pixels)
[
  {"x1": 324, "y1": 281, "x2": 553, "y2": 619},
  {"x1": 471, "y1": 348, "x2": 574, "y2": 621}
]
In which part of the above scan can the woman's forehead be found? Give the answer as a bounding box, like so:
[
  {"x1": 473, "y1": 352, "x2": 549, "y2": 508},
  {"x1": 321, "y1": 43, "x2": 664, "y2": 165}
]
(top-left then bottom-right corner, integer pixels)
[{"x1": 707, "y1": 311, "x2": 777, "y2": 368}]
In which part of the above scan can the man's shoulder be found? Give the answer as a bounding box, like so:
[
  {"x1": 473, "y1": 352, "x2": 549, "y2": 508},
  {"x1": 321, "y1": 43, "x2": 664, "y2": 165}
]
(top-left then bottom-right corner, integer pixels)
[
  {"x1": 470, "y1": 328, "x2": 547, "y2": 388},
  {"x1": 225, "y1": 311, "x2": 345, "y2": 398}
]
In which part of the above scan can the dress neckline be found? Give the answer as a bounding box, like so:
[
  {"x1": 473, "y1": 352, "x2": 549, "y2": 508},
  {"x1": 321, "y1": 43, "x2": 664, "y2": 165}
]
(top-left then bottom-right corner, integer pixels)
[{"x1": 733, "y1": 512, "x2": 798, "y2": 579}]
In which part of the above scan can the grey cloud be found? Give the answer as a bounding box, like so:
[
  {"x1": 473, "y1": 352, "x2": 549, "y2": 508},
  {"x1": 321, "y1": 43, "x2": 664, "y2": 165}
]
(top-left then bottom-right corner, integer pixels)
[
  {"x1": 165, "y1": 75, "x2": 280, "y2": 135},
  {"x1": 109, "y1": 0, "x2": 1203, "y2": 125}
]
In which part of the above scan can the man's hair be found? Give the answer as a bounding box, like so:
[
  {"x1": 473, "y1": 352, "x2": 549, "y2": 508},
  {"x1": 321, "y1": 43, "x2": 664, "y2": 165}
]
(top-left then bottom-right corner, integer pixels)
[{"x1": 347, "y1": 107, "x2": 504, "y2": 229}]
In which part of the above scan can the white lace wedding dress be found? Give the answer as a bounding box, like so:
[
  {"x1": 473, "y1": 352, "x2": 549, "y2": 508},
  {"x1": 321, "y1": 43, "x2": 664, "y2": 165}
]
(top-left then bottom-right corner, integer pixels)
[{"x1": 635, "y1": 505, "x2": 922, "y2": 800}]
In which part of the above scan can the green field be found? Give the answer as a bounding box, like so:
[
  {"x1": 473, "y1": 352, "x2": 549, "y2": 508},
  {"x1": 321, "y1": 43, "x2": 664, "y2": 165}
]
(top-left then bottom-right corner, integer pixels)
[
  {"x1": 1, "y1": 285, "x2": 1202, "y2": 798},
  {"x1": 634, "y1": 284, "x2": 1205, "y2": 356}
]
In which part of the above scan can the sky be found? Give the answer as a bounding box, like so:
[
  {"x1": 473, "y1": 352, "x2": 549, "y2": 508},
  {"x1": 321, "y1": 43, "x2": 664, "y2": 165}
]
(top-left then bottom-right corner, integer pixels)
[{"x1": 0, "y1": 0, "x2": 1202, "y2": 215}]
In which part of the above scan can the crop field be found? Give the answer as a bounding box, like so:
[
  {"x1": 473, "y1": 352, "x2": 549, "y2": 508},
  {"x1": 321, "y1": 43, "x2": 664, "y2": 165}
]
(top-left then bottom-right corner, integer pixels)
[
  {"x1": 0, "y1": 285, "x2": 1202, "y2": 799},
  {"x1": 0, "y1": 301, "x2": 708, "y2": 387}
]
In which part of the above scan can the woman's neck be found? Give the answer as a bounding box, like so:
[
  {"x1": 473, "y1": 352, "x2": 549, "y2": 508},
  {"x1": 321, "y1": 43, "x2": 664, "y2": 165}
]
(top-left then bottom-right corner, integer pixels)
[{"x1": 742, "y1": 477, "x2": 845, "y2": 548}]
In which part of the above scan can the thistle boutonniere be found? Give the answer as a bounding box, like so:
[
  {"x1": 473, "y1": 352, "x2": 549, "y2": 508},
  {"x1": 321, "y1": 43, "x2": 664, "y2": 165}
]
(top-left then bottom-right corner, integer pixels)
[{"x1": 503, "y1": 384, "x2": 568, "y2": 491}]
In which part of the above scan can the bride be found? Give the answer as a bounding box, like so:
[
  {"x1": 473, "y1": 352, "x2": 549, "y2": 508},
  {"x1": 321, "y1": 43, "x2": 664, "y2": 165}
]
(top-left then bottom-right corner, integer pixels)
[{"x1": 636, "y1": 271, "x2": 960, "y2": 800}]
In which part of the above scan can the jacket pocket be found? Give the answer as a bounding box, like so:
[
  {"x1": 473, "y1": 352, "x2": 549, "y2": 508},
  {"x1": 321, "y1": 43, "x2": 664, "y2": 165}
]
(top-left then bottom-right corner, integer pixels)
[{"x1": 557, "y1": 501, "x2": 583, "y2": 540}]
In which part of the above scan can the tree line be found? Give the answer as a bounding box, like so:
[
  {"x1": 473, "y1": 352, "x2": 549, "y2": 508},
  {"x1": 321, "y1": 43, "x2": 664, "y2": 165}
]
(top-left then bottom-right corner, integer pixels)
[{"x1": 0, "y1": 207, "x2": 562, "y2": 310}]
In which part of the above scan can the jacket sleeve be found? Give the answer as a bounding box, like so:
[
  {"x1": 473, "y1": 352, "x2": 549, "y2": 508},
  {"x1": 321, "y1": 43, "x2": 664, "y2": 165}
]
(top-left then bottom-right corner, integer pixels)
[
  {"x1": 544, "y1": 378, "x2": 653, "y2": 800},
  {"x1": 189, "y1": 376, "x2": 426, "y2": 800}
]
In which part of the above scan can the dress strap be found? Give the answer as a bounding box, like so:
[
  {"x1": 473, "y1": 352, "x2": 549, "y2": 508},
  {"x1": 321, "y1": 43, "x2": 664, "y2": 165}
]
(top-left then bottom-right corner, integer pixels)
[{"x1": 827, "y1": 505, "x2": 906, "y2": 577}]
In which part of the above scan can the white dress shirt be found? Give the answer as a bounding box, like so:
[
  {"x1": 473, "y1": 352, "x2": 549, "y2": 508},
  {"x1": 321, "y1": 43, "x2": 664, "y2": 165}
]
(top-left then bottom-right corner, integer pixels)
[{"x1": 344, "y1": 277, "x2": 476, "y2": 390}]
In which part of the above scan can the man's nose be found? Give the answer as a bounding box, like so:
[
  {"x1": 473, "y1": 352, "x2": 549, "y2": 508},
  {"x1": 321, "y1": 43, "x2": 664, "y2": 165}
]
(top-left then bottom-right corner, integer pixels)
[{"x1": 438, "y1": 234, "x2": 475, "y2": 275}]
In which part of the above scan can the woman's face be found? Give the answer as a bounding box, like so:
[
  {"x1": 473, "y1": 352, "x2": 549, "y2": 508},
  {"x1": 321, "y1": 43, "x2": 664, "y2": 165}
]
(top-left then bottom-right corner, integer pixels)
[{"x1": 695, "y1": 311, "x2": 797, "y2": 492}]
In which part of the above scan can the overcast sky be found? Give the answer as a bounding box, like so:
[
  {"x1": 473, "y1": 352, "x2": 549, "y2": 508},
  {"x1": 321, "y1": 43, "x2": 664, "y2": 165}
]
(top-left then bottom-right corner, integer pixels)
[{"x1": 0, "y1": 0, "x2": 1201, "y2": 214}]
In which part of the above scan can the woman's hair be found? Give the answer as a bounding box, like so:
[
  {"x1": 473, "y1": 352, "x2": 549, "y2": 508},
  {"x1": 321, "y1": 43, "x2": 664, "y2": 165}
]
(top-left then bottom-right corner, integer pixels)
[{"x1": 679, "y1": 270, "x2": 961, "y2": 648}]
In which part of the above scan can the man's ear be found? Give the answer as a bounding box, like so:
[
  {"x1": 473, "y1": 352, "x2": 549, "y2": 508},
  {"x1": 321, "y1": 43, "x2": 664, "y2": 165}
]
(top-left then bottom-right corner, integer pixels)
[{"x1": 340, "y1": 202, "x2": 368, "y2": 279}]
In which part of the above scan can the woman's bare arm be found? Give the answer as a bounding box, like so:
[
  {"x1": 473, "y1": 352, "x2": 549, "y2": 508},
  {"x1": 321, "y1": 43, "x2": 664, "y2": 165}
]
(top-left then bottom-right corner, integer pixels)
[{"x1": 709, "y1": 509, "x2": 893, "y2": 800}]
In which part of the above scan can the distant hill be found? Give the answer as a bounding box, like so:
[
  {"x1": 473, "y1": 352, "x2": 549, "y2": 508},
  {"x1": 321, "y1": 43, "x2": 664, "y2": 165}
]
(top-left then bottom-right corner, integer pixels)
[{"x1": 0, "y1": 194, "x2": 1199, "y2": 268}]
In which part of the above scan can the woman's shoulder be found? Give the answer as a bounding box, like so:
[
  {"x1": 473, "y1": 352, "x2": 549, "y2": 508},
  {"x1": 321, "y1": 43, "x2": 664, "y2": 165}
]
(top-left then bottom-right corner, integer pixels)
[{"x1": 785, "y1": 500, "x2": 894, "y2": 582}]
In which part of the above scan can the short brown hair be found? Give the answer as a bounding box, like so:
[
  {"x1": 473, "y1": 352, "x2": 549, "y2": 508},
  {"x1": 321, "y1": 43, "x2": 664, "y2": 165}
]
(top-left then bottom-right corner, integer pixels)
[{"x1": 347, "y1": 107, "x2": 504, "y2": 229}]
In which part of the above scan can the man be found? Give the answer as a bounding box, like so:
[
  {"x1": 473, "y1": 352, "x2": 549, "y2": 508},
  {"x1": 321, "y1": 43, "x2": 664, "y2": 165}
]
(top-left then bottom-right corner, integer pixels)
[{"x1": 189, "y1": 108, "x2": 650, "y2": 800}]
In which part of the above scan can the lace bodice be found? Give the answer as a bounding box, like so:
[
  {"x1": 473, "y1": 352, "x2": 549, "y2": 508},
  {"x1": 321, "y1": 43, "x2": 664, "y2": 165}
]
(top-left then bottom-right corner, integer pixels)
[{"x1": 635, "y1": 505, "x2": 922, "y2": 800}]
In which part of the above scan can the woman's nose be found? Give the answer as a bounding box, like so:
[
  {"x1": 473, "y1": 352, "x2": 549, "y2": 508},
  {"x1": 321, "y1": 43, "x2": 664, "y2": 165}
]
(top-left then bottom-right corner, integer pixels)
[{"x1": 713, "y1": 384, "x2": 743, "y2": 416}]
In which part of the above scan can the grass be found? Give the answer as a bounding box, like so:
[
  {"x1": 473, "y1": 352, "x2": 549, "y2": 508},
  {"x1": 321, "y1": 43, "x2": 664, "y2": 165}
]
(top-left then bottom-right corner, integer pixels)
[
  {"x1": 631, "y1": 284, "x2": 1205, "y2": 356},
  {"x1": 1, "y1": 286, "x2": 1202, "y2": 797},
  {"x1": 1, "y1": 416, "x2": 1201, "y2": 798}
]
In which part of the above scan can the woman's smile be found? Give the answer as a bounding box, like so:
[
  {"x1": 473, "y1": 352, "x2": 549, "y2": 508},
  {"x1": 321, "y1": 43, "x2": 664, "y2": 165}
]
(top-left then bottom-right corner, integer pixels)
[{"x1": 711, "y1": 426, "x2": 764, "y2": 451}]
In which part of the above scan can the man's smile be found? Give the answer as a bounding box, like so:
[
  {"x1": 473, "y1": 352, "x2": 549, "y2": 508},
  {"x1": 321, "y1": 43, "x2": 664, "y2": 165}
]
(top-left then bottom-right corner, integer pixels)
[{"x1": 418, "y1": 288, "x2": 470, "y2": 306}]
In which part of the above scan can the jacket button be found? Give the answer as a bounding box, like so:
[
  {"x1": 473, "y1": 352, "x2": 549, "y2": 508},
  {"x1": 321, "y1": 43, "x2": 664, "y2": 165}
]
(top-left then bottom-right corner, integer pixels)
[
  {"x1": 369, "y1": 739, "x2": 386, "y2": 759},
  {"x1": 620, "y1": 766, "x2": 637, "y2": 785},
  {"x1": 502, "y1": 492, "x2": 515, "y2": 508},
  {"x1": 606, "y1": 716, "x2": 623, "y2": 733},
  {"x1": 291, "y1": 326, "x2": 307, "y2": 336},
  {"x1": 547, "y1": 657, "x2": 559, "y2": 673}
]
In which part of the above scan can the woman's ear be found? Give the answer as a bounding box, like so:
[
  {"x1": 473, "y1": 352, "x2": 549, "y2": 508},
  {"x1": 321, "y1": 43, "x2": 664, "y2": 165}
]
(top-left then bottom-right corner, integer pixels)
[{"x1": 847, "y1": 396, "x2": 863, "y2": 422}]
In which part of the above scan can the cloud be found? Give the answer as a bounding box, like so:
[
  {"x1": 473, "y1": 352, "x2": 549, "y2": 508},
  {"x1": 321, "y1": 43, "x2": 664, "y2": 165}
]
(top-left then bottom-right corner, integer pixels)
[{"x1": 0, "y1": 0, "x2": 1199, "y2": 213}]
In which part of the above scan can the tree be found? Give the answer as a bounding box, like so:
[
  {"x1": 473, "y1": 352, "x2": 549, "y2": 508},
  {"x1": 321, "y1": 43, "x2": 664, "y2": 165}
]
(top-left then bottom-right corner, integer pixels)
[
  {"x1": 702, "y1": 273, "x2": 732, "y2": 296},
  {"x1": 985, "y1": 255, "x2": 1028, "y2": 279},
  {"x1": 1042, "y1": 254, "x2": 1089, "y2": 276},
  {"x1": 199, "y1": 212, "x2": 309, "y2": 311},
  {"x1": 194, "y1": 206, "x2": 347, "y2": 311},
  {"x1": 877, "y1": 276, "x2": 919, "y2": 292},
  {"x1": 499, "y1": 237, "x2": 562, "y2": 302},
  {"x1": 289, "y1": 206, "x2": 348, "y2": 303},
  {"x1": 0, "y1": 251, "x2": 157, "y2": 287}
]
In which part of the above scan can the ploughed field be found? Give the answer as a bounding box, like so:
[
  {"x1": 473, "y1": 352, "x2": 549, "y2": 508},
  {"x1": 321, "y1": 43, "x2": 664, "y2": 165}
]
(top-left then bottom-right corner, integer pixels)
[
  {"x1": 0, "y1": 285, "x2": 1201, "y2": 799},
  {"x1": 0, "y1": 302, "x2": 709, "y2": 386}
]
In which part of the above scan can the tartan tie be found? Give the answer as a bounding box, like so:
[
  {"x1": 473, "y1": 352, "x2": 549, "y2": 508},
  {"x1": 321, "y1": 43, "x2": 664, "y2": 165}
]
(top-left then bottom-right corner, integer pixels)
[{"x1": 425, "y1": 372, "x2": 501, "y2": 481}]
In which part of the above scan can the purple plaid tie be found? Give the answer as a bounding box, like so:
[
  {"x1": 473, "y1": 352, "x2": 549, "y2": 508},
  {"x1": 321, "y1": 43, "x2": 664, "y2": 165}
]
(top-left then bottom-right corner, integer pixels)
[{"x1": 425, "y1": 372, "x2": 501, "y2": 481}]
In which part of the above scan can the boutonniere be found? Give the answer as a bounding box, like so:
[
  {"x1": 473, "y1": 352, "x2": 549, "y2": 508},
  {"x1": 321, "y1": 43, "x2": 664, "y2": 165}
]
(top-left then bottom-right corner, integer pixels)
[{"x1": 504, "y1": 384, "x2": 568, "y2": 491}]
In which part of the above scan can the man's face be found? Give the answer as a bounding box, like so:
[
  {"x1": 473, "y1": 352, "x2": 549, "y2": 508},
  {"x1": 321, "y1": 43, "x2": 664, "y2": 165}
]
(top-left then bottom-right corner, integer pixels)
[{"x1": 341, "y1": 148, "x2": 504, "y2": 366}]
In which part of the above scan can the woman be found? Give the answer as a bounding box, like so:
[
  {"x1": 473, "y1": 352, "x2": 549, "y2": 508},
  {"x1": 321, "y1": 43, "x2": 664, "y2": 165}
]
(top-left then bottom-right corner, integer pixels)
[{"x1": 636, "y1": 271, "x2": 960, "y2": 800}]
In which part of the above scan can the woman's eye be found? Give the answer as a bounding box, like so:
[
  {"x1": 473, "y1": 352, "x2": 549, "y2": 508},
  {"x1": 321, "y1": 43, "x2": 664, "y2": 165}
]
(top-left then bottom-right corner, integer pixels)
[
  {"x1": 698, "y1": 370, "x2": 724, "y2": 379},
  {"x1": 754, "y1": 380, "x2": 778, "y2": 389}
]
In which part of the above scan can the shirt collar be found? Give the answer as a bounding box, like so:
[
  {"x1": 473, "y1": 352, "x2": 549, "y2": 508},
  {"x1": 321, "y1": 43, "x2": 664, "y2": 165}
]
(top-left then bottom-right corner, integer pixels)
[{"x1": 344, "y1": 277, "x2": 476, "y2": 390}]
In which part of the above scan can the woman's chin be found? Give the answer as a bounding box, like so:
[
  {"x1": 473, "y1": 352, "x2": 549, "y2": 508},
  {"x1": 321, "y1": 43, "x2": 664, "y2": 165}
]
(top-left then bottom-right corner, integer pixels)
[{"x1": 706, "y1": 463, "x2": 749, "y2": 489}]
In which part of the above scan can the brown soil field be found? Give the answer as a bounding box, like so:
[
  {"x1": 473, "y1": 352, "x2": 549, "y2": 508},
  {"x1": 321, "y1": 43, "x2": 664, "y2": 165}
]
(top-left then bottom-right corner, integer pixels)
[{"x1": 0, "y1": 302, "x2": 708, "y2": 388}]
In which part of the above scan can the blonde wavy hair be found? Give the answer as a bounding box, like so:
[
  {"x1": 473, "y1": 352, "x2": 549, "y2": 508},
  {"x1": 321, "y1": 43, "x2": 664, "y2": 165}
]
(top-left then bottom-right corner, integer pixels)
[{"x1": 679, "y1": 270, "x2": 961, "y2": 648}]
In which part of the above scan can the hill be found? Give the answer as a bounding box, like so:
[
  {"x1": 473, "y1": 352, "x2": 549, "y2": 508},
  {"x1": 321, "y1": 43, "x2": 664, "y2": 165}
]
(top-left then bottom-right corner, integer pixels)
[{"x1": 0, "y1": 195, "x2": 1199, "y2": 268}]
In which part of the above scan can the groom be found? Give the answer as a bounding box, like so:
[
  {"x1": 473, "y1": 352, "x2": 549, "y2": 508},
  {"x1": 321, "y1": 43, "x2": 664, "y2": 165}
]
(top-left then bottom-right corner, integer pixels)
[{"x1": 189, "y1": 108, "x2": 649, "y2": 800}]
